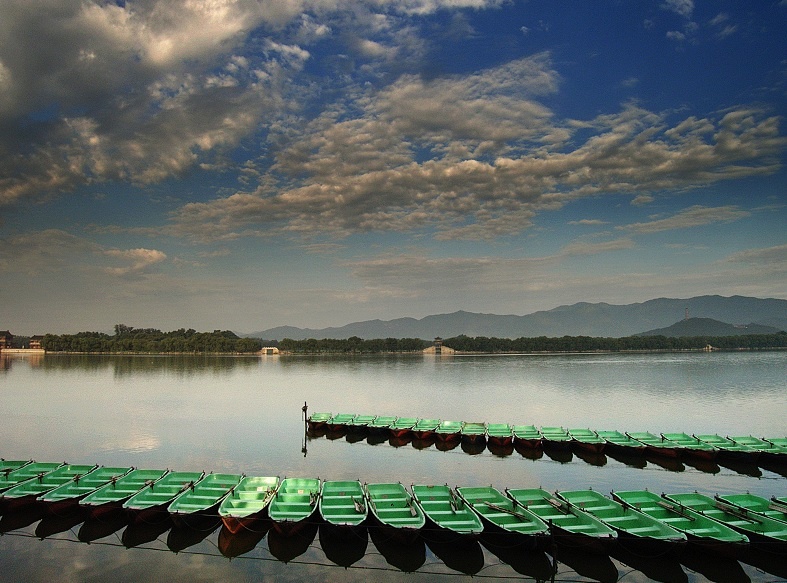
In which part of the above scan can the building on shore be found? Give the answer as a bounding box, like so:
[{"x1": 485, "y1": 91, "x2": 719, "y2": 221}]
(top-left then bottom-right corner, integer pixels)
[
  {"x1": 423, "y1": 337, "x2": 455, "y2": 355},
  {"x1": 0, "y1": 331, "x2": 13, "y2": 350}
]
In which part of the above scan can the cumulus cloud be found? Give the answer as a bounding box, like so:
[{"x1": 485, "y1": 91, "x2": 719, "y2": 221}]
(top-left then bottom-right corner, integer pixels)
[{"x1": 172, "y1": 81, "x2": 783, "y2": 242}]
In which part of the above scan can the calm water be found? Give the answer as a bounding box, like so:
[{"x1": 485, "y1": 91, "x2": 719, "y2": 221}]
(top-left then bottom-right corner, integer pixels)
[{"x1": 1, "y1": 351, "x2": 785, "y2": 582}]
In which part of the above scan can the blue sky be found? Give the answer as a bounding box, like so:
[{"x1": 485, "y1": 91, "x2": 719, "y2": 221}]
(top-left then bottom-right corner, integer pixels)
[{"x1": 1, "y1": 0, "x2": 785, "y2": 335}]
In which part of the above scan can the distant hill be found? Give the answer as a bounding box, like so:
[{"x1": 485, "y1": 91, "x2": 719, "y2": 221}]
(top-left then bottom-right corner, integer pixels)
[
  {"x1": 246, "y1": 295, "x2": 787, "y2": 340},
  {"x1": 636, "y1": 317, "x2": 784, "y2": 337}
]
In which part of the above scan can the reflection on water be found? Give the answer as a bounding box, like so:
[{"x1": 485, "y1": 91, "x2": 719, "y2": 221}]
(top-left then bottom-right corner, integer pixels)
[{"x1": 1, "y1": 351, "x2": 786, "y2": 581}]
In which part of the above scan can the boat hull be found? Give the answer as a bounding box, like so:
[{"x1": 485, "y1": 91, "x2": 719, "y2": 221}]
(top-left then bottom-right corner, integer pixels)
[{"x1": 220, "y1": 511, "x2": 270, "y2": 535}]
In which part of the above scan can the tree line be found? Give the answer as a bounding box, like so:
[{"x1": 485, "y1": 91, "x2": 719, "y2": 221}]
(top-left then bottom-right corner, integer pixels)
[
  {"x1": 440, "y1": 332, "x2": 787, "y2": 353},
  {"x1": 39, "y1": 326, "x2": 787, "y2": 354},
  {"x1": 42, "y1": 325, "x2": 262, "y2": 353}
]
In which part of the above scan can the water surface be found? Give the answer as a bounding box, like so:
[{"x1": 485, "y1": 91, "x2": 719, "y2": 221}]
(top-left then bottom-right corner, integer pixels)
[{"x1": 1, "y1": 351, "x2": 785, "y2": 581}]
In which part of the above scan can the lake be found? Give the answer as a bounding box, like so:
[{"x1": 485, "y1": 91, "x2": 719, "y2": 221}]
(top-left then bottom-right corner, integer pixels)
[{"x1": 1, "y1": 351, "x2": 785, "y2": 582}]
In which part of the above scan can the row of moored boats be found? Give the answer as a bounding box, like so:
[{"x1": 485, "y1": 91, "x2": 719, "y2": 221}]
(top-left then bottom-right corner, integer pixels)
[
  {"x1": 307, "y1": 412, "x2": 787, "y2": 463},
  {"x1": 2, "y1": 459, "x2": 785, "y2": 558}
]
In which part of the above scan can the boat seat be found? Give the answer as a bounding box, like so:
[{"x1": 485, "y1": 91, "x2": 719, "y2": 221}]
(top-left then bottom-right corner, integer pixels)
[
  {"x1": 626, "y1": 526, "x2": 662, "y2": 535},
  {"x1": 565, "y1": 524, "x2": 600, "y2": 532}
]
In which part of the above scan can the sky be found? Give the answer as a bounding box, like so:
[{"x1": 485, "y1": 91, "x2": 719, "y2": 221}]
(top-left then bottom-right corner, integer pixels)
[{"x1": 1, "y1": 0, "x2": 785, "y2": 335}]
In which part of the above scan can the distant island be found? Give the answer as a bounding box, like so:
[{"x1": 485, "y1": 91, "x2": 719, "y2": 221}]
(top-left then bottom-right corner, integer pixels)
[{"x1": 30, "y1": 323, "x2": 787, "y2": 355}]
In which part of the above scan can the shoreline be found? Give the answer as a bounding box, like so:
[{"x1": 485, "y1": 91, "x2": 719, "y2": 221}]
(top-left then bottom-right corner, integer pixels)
[{"x1": 19, "y1": 346, "x2": 787, "y2": 357}]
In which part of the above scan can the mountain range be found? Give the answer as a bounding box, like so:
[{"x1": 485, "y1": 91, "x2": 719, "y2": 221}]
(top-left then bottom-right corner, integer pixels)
[{"x1": 247, "y1": 295, "x2": 787, "y2": 340}]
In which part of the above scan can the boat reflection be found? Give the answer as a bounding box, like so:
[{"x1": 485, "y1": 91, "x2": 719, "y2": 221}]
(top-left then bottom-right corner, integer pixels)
[
  {"x1": 605, "y1": 448, "x2": 647, "y2": 469},
  {"x1": 78, "y1": 513, "x2": 130, "y2": 543},
  {"x1": 514, "y1": 443, "x2": 544, "y2": 461},
  {"x1": 682, "y1": 457, "x2": 721, "y2": 474},
  {"x1": 369, "y1": 526, "x2": 426, "y2": 572},
  {"x1": 611, "y1": 546, "x2": 687, "y2": 583},
  {"x1": 434, "y1": 439, "x2": 460, "y2": 452},
  {"x1": 679, "y1": 546, "x2": 750, "y2": 582},
  {"x1": 549, "y1": 546, "x2": 617, "y2": 583},
  {"x1": 122, "y1": 518, "x2": 172, "y2": 548},
  {"x1": 573, "y1": 450, "x2": 607, "y2": 467},
  {"x1": 424, "y1": 536, "x2": 484, "y2": 575},
  {"x1": 318, "y1": 522, "x2": 368, "y2": 567},
  {"x1": 218, "y1": 523, "x2": 268, "y2": 558},
  {"x1": 481, "y1": 539, "x2": 554, "y2": 579},
  {"x1": 645, "y1": 452, "x2": 685, "y2": 472},
  {"x1": 411, "y1": 436, "x2": 436, "y2": 450},
  {"x1": 167, "y1": 520, "x2": 220, "y2": 552},
  {"x1": 460, "y1": 440, "x2": 486, "y2": 456},
  {"x1": 267, "y1": 519, "x2": 318, "y2": 563},
  {"x1": 0, "y1": 504, "x2": 46, "y2": 533},
  {"x1": 486, "y1": 441, "x2": 514, "y2": 458},
  {"x1": 35, "y1": 511, "x2": 87, "y2": 539},
  {"x1": 543, "y1": 448, "x2": 573, "y2": 464}
]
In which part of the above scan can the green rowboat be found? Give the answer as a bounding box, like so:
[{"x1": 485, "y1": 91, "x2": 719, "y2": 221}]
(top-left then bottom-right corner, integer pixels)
[
  {"x1": 612, "y1": 490, "x2": 747, "y2": 558},
  {"x1": 558, "y1": 489, "x2": 686, "y2": 556},
  {"x1": 434, "y1": 420, "x2": 463, "y2": 441},
  {"x1": 0, "y1": 461, "x2": 62, "y2": 494},
  {"x1": 660, "y1": 432, "x2": 718, "y2": 460},
  {"x1": 486, "y1": 424, "x2": 514, "y2": 446},
  {"x1": 326, "y1": 413, "x2": 356, "y2": 430},
  {"x1": 597, "y1": 430, "x2": 646, "y2": 454},
  {"x1": 694, "y1": 434, "x2": 757, "y2": 460},
  {"x1": 461, "y1": 422, "x2": 487, "y2": 444},
  {"x1": 389, "y1": 417, "x2": 418, "y2": 438},
  {"x1": 307, "y1": 412, "x2": 332, "y2": 429},
  {"x1": 512, "y1": 425, "x2": 542, "y2": 448},
  {"x1": 347, "y1": 415, "x2": 376, "y2": 429},
  {"x1": 123, "y1": 470, "x2": 205, "y2": 523},
  {"x1": 368, "y1": 416, "x2": 397, "y2": 433},
  {"x1": 0, "y1": 460, "x2": 30, "y2": 475},
  {"x1": 364, "y1": 482, "x2": 425, "y2": 543},
  {"x1": 664, "y1": 491, "x2": 787, "y2": 554},
  {"x1": 218, "y1": 475, "x2": 279, "y2": 533},
  {"x1": 626, "y1": 431, "x2": 683, "y2": 458},
  {"x1": 1, "y1": 464, "x2": 97, "y2": 509},
  {"x1": 411, "y1": 484, "x2": 483, "y2": 540},
  {"x1": 568, "y1": 428, "x2": 606, "y2": 454},
  {"x1": 728, "y1": 435, "x2": 787, "y2": 462},
  {"x1": 319, "y1": 480, "x2": 367, "y2": 528},
  {"x1": 540, "y1": 426, "x2": 572, "y2": 449},
  {"x1": 506, "y1": 488, "x2": 617, "y2": 553},
  {"x1": 168, "y1": 472, "x2": 243, "y2": 528},
  {"x1": 268, "y1": 477, "x2": 320, "y2": 536},
  {"x1": 412, "y1": 418, "x2": 441, "y2": 439},
  {"x1": 715, "y1": 493, "x2": 787, "y2": 524},
  {"x1": 456, "y1": 485, "x2": 549, "y2": 549},
  {"x1": 38, "y1": 466, "x2": 132, "y2": 512},
  {"x1": 80, "y1": 468, "x2": 169, "y2": 517}
]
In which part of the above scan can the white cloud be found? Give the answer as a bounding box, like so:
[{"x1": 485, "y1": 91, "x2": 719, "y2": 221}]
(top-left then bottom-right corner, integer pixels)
[
  {"x1": 104, "y1": 248, "x2": 168, "y2": 276},
  {"x1": 631, "y1": 194, "x2": 654, "y2": 206},
  {"x1": 662, "y1": 0, "x2": 694, "y2": 18}
]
